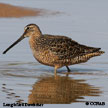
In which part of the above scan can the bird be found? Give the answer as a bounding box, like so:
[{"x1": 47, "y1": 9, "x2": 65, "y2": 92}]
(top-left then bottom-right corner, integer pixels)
[{"x1": 3, "y1": 24, "x2": 104, "y2": 75}]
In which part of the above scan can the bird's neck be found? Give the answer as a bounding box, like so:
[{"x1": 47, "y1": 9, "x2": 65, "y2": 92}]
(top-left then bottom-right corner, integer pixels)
[
  {"x1": 29, "y1": 33, "x2": 42, "y2": 48},
  {"x1": 31, "y1": 30, "x2": 42, "y2": 38}
]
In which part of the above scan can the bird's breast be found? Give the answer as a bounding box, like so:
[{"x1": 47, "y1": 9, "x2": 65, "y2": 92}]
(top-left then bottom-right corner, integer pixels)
[{"x1": 29, "y1": 36, "x2": 57, "y2": 66}]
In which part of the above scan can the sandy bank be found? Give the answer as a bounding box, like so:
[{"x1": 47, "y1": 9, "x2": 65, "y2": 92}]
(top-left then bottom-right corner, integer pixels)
[{"x1": 0, "y1": 3, "x2": 42, "y2": 18}]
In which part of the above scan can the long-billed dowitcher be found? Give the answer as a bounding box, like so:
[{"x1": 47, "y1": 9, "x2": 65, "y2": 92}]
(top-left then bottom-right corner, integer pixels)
[{"x1": 3, "y1": 24, "x2": 104, "y2": 74}]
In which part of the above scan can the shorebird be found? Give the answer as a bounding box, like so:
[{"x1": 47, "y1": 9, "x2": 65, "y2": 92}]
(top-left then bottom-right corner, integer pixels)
[{"x1": 3, "y1": 24, "x2": 104, "y2": 75}]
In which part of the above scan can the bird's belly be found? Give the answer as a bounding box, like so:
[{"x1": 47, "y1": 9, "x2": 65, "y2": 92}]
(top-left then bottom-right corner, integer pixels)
[{"x1": 32, "y1": 51, "x2": 55, "y2": 67}]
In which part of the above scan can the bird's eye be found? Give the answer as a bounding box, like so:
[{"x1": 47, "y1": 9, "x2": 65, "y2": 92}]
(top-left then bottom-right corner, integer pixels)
[
  {"x1": 27, "y1": 27, "x2": 30, "y2": 30},
  {"x1": 25, "y1": 26, "x2": 33, "y2": 31}
]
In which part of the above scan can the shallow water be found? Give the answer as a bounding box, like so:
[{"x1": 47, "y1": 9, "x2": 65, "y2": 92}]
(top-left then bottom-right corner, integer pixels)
[{"x1": 0, "y1": 0, "x2": 108, "y2": 107}]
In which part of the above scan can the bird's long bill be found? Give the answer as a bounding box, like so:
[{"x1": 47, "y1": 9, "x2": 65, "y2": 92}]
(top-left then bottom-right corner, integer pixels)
[{"x1": 3, "y1": 35, "x2": 25, "y2": 54}]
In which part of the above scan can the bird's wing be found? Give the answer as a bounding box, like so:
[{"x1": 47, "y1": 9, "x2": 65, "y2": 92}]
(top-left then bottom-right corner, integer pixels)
[
  {"x1": 43, "y1": 35, "x2": 101, "y2": 60},
  {"x1": 42, "y1": 35, "x2": 80, "y2": 59}
]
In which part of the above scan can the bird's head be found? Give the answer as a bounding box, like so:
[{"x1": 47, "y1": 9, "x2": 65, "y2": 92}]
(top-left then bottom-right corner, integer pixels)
[
  {"x1": 3, "y1": 24, "x2": 42, "y2": 54},
  {"x1": 23, "y1": 24, "x2": 42, "y2": 38}
]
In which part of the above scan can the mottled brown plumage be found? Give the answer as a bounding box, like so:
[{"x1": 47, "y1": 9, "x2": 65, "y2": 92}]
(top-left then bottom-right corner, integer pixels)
[{"x1": 3, "y1": 24, "x2": 105, "y2": 74}]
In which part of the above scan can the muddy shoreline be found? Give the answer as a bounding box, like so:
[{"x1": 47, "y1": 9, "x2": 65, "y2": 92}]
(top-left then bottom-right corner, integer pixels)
[{"x1": 0, "y1": 3, "x2": 43, "y2": 18}]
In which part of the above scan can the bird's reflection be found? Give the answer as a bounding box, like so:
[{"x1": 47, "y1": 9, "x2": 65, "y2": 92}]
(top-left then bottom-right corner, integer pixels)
[{"x1": 28, "y1": 75, "x2": 101, "y2": 104}]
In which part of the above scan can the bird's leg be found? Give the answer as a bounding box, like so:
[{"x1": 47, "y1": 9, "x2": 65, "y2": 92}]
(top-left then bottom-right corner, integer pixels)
[
  {"x1": 54, "y1": 66, "x2": 58, "y2": 77},
  {"x1": 66, "y1": 66, "x2": 71, "y2": 72}
]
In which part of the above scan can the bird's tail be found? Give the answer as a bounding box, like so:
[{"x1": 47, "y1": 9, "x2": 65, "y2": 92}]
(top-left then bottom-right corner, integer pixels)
[
  {"x1": 81, "y1": 45, "x2": 102, "y2": 54},
  {"x1": 82, "y1": 50, "x2": 104, "y2": 59},
  {"x1": 72, "y1": 46, "x2": 105, "y2": 64}
]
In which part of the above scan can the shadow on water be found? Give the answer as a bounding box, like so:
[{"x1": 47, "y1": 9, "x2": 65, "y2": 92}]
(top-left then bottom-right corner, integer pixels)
[
  {"x1": 28, "y1": 75, "x2": 101, "y2": 104},
  {"x1": 0, "y1": 61, "x2": 105, "y2": 104}
]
